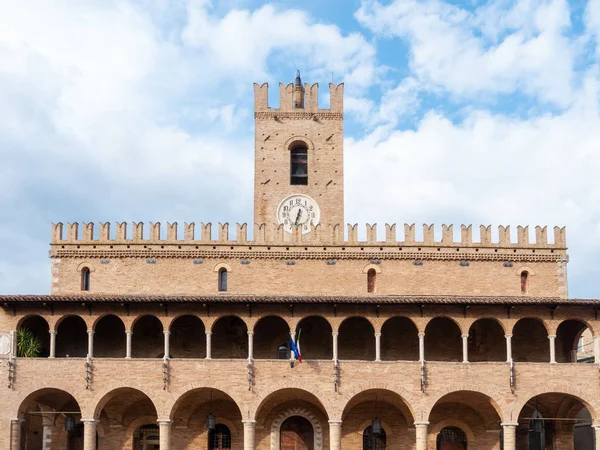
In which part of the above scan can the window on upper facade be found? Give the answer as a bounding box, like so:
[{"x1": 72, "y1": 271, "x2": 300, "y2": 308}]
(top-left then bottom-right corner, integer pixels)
[
  {"x1": 218, "y1": 268, "x2": 228, "y2": 292},
  {"x1": 367, "y1": 269, "x2": 376, "y2": 293},
  {"x1": 521, "y1": 270, "x2": 529, "y2": 294},
  {"x1": 81, "y1": 267, "x2": 91, "y2": 291},
  {"x1": 290, "y1": 145, "x2": 308, "y2": 185}
]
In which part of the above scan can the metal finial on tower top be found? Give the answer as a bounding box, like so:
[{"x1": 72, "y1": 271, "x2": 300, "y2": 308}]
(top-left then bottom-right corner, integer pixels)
[{"x1": 295, "y1": 70, "x2": 302, "y2": 86}]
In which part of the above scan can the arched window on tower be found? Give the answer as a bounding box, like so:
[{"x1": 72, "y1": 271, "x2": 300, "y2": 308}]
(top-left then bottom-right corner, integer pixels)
[
  {"x1": 521, "y1": 270, "x2": 529, "y2": 294},
  {"x1": 291, "y1": 145, "x2": 308, "y2": 185},
  {"x1": 367, "y1": 269, "x2": 376, "y2": 293},
  {"x1": 218, "y1": 268, "x2": 228, "y2": 292},
  {"x1": 81, "y1": 267, "x2": 90, "y2": 291}
]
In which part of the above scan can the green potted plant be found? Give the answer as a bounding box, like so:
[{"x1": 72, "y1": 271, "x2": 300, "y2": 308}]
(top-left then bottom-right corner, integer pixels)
[{"x1": 16, "y1": 328, "x2": 42, "y2": 357}]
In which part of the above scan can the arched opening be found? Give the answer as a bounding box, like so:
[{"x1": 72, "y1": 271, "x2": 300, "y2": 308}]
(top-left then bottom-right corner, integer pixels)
[
  {"x1": 210, "y1": 423, "x2": 232, "y2": 449},
  {"x1": 94, "y1": 315, "x2": 125, "y2": 358},
  {"x1": 18, "y1": 315, "x2": 50, "y2": 358},
  {"x1": 425, "y1": 317, "x2": 462, "y2": 362},
  {"x1": 56, "y1": 316, "x2": 88, "y2": 358},
  {"x1": 437, "y1": 426, "x2": 467, "y2": 450},
  {"x1": 556, "y1": 320, "x2": 593, "y2": 363},
  {"x1": 363, "y1": 425, "x2": 386, "y2": 450},
  {"x1": 81, "y1": 267, "x2": 91, "y2": 291},
  {"x1": 218, "y1": 268, "x2": 228, "y2": 292},
  {"x1": 170, "y1": 315, "x2": 206, "y2": 358},
  {"x1": 170, "y1": 388, "x2": 242, "y2": 448},
  {"x1": 521, "y1": 271, "x2": 529, "y2": 294},
  {"x1": 133, "y1": 424, "x2": 160, "y2": 449},
  {"x1": 212, "y1": 316, "x2": 248, "y2": 359},
  {"x1": 253, "y1": 388, "x2": 328, "y2": 450},
  {"x1": 254, "y1": 316, "x2": 290, "y2": 360},
  {"x1": 467, "y1": 319, "x2": 505, "y2": 362},
  {"x1": 281, "y1": 416, "x2": 314, "y2": 449},
  {"x1": 381, "y1": 317, "x2": 419, "y2": 361},
  {"x1": 512, "y1": 318, "x2": 548, "y2": 363},
  {"x1": 339, "y1": 317, "x2": 375, "y2": 361},
  {"x1": 342, "y1": 389, "x2": 414, "y2": 449},
  {"x1": 94, "y1": 387, "x2": 158, "y2": 449},
  {"x1": 290, "y1": 145, "x2": 308, "y2": 185},
  {"x1": 367, "y1": 269, "x2": 376, "y2": 293},
  {"x1": 517, "y1": 393, "x2": 595, "y2": 450},
  {"x1": 18, "y1": 388, "x2": 84, "y2": 450},
  {"x1": 429, "y1": 391, "x2": 501, "y2": 450},
  {"x1": 131, "y1": 315, "x2": 164, "y2": 358},
  {"x1": 295, "y1": 316, "x2": 333, "y2": 360}
]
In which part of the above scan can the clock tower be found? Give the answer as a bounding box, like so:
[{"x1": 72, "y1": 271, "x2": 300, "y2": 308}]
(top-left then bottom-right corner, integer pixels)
[{"x1": 253, "y1": 72, "x2": 344, "y2": 233}]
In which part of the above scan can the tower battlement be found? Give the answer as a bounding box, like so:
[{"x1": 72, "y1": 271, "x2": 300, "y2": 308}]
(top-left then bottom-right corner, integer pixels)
[
  {"x1": 253, "y1": 82, "x2": 344, "y2": 113},
  {"x1": 50, "y1": 222, "x2": 566, "y2": 248}
]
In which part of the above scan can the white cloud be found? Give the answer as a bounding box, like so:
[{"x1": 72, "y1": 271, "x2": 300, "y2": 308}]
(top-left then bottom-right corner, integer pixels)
[{"x1": 356, "y1": 0, "x2": 577, "y2": 106}]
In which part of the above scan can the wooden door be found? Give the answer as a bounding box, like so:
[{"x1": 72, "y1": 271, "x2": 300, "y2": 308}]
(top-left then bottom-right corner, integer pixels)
[{"x1": 280, "y1": 416, "x2": 314, "y2": 450}]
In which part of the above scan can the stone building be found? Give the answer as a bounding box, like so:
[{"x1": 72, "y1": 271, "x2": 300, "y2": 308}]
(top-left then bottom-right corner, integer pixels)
[{"x1": 0, "y1": 73, "x2": 599, "y2": 450}]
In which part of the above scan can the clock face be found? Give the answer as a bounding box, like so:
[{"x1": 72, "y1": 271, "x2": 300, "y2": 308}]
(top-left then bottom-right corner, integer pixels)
[{"x1": 276, "y1": 194, "x2": 321, "y2": 234}]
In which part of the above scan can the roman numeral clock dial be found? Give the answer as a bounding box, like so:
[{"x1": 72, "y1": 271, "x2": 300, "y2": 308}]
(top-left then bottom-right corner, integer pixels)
[{"x1": 276, "y1": 194, "x2": 321, "y2": 234}]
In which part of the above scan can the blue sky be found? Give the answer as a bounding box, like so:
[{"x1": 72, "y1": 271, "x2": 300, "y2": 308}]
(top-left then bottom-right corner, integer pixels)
[{"x1": 2, "y1": 0, "x2": 600, "y2": 297}]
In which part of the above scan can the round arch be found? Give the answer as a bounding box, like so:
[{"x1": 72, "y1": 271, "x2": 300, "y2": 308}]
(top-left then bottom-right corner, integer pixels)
[
  {"x1": 91, "y1": 313, "x2": 126, "y2": 331},
  {"x1": 166, "y1": 383, "x2": 246, "y2": 421},
  {"x1": 88, "y1": 386, "x2": 160, "y2": 420},
  {"x1": 337, "y1": 383, "x2": 418, "y2": 423},
  {"x1": 423, "y1": 387, "x2": 506, "y2": 423},
  {"x1": 271, "y1": 407, "x2": 323, "y2": 450},
  {"x1": 430, "y1": 419, "x2": 475, "y2": 443},
  {"x1": 213, "y1": 262, "x2": 233, "y2": 273},
  {"x1": 362, "y1": 263, "x2": 382, "y2": 274},
  {"x1": 251, "y1": 385, "x2": 331, "y2": 422},
  {"x1": 283, "y1": 135, "x2": 315, "y2": 152},
  {"x1": 295, "y1": 315, "x2": 333, "y2": 360},
  {"x1": 512, "y1": 388, "x2": 599, "y2": 424},
  {"x1": 338, "y1": 316, "x2": 375, "y2": 361},
  {"x1": 14, "y1": 386, "x2": 83, "y2": 420},
  {"x1": 424, "y1": 317, "x2": 463, "y2": 362},
  {"x1": 381, "y1": 316, "x2": 419, "y2": 361}
]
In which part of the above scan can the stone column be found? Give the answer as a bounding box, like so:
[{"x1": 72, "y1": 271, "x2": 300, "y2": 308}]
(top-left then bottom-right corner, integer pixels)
[
  {"x1": 548, "y1": 334, "x2": 557, "y2": 363},
  {"x1": 206, "y1": 331, "x2": 212, "y2": 360},
  {"x1": 329, "y1": 420, "x2": 342, "y2": 450},
  {"x1": 505, "y1": 334, "x2": 513, "y2": 362},
  {"x1": 415, "y1": 421, "x2": 429, "y2": 450},
  {"x1": 49, "y1": 331, "x2": 57, "y2": 358},
  {"x1": 163, "y1": 331, "x2": 170, "y2": 359},
  {"x1": 375, "y1": 332, "x2": 381, "y2": 362},
  {"x1": 248, "y1": 331, "x2": 254, "y2": 361},
  {"x1": 87, "y1": 330, "x2": 94, "y2": 358},
  {"x1": 332, "y1": 331, "x2": 339, "y2": 362},
  {"x1": 462, "y1": 334, "x2": 469, "y2": 363},
  {"x1": 242, "y1": 420, "x2": 256, "y2": 450},
  {"x1": 82, "y1": 419, "x2": 97, "y2": 450},
  {"x1": 10, "y1": 419, "x2": 23, "y2": 450},
  {"x1": 502, "y1": 423, "x2": 517, "y2": 450},
  {"x1": 125, "y1": 331, "x2": 132, "y2": 359},
  {"x1": 158, "y1": 419, "x2": 171, "y2": 450},
  {"x1": 594, "y1": 426, "x2": 600, "y2": 450},
  {"x1": 594, "y1": 336, "x2": 600, "y2": 364},
  {"x1": 418, "y1": 332, "x2": 425, "y2": 362}
]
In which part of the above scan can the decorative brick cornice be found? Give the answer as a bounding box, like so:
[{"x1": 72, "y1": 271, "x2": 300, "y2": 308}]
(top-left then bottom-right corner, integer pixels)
[
  {"x1": 254, "y1": 111, "x2": 343, "y2": 120},
  {"x1": 51, "y1": 248, "x2": 566, "y2": 262}
]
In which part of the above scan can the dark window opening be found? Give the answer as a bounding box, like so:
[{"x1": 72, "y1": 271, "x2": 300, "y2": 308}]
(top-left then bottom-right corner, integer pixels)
[
  {"x1": 291, "y1": 145, "x2": 308, "y2": 185},
  {"x1": 218, "y1": 268, "x2": 228, "y2": 292},
  {"x1": 209, "y1": 424, "x2": 232, "y2": 449},
  {"x1": 521, "y1": 271, "x2": 528, "y2": 294},
  {"x1": 363, "y1": 425, "x2": 387, "y2": 450},
  {"x1": 81, "y1": 268, "x2": 90, "y2": 291},
  {"x1": 367, "y1": 269, "x2": 376, "y2": 293}
]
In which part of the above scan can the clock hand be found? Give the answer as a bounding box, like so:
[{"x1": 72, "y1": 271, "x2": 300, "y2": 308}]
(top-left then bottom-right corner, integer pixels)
[{"x1": 295, "y1": 209, "x2": 302, "y2": 226}]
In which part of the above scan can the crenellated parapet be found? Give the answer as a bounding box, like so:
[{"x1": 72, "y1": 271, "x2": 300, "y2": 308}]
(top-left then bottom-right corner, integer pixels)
[
  {"x1": 51, "y1": 222, "x2": 567, "y2": 248},
  {"x1": 254, "y1": 82, "x2": 344, "y2": 115}
]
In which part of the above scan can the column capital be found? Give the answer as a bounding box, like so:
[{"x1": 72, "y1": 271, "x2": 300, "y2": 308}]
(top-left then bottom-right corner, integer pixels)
[
  {"x1": 11, "y1": 418, "x2": 25, "y2": 424},
  {"x1": 247, "y1": 331, "x2": 254, "y2": 337},
  {"x1": 163, "y1": 331, "x2": 171, "y2": 336},
  {"x1": 332, "y1": 331, "x2": 339, "y2": 337},
  {"x1": 548, "y1": 334, "x2": 557, "y2": 339},
  {"x1": 242, "y1": 419, "x2": 256, "y2": 424},
  {"x1": 504, "y1": 334, "x2": 513, "y2": 338},
  {"x1": 374, "y1": 332, "x2": 382, "y2": 337},
  {"x1": 126, "y1": 330, "x2": 133, "y2": 335},
  {"x1": 328, "y1": 420, "x2": 343, "y2": 424},
  {"x1": 461, "y1": 334, "x2": 469, "y2": 338},
  {"x1": 49, "y1": 330, "x2": 57, "y2": 335},
  {"x1": 157, "y1": 418, "x2": 172, "y2": 424},
  {"x1": 501, "y1": 422, "x2": 519, "y2": 427},
  {"x1": 81, "y1": 418, "x2": 97, "y2": 423},
  {"x1": 418, "y1": 332, "x2": 425, "y2": 338},
  {"x1": 205, "y1": 331, "x2": 212, "y2": 336},
  {"x1": 87, "y1": 330, "x2": 95, "y2": 335},
  {"x1": 414, "y1": 421, "x2": 429, "y2": 426}
]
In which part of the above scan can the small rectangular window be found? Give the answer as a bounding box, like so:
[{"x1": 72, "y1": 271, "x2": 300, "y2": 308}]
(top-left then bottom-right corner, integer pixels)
[{"x1": 291, "y1": 146, "x2": 308, "y2": 185}]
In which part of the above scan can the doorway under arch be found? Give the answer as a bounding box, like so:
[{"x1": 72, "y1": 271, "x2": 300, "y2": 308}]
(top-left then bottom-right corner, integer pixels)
[{"x1": 280, "y1": 416, "x2": 314, "y2": 450}]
